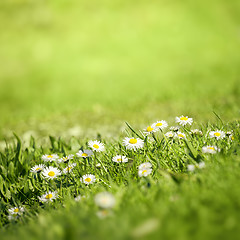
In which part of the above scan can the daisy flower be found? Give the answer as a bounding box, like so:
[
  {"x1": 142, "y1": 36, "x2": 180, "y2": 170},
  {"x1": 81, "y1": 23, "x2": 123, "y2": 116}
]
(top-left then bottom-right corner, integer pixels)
[
  {"x1": 95, "y1": 192, "x2": 115, "y2": 209},
  {"x1": 138, "y1": 162, "x2": 152, "y2": 170},
  {"x1": 39, "y1": 191, "x2": 58, "y2": 203},
  {"x1": 96, "y1": 209, "x2": 113, "y2": 219},
  {"x1": 96, "y1": 163, "x2": 101, "y2": 168},
  {"x1": 76, "y1": 150, "x2": 93, "y2": 158},
  {"x1": 175, "y1": 131, "x2": 186, "y2": 139},
  {"x1": 8, "y1": 206, "x2": 24, "y2": 216},
  {"x1": 8, "y1": 215, "x2": 18, "y2": 221},
  {"x1": 152, "y1": 120, "x2": 168, "y2": 130},
  {"x1": 165, "y1": 131, "x2": 175, "y2": 138},
  {"x1": 112, "y1": 155, "x2": 128, "y2": 163},
  {"x1": 74, "y1": 195, "x2": 86, "y2": 202},
  {"x1": 209, "y1": 130, "x2": 226, "y2": 140},
  {"x1": 81, "y1": 174, "x2": 96, "y2": 185},
  {"x1": 58, "y1": 154, "x2": 74, "y2": 163},
  {"x1": 226, "y1": 131, "x2": 233, "y2": 136},
  {"x1": 42, "y1": 154, "x2": 59, "y2": 162},
  {"x1": 138, "y1": 168, "x2": 152, "y2": 177},
  {"x1": 187, "y1": 164, "x2": 195, "y2": 172},
  {"x1": 122, "y1": 137, "x2": 144, "y2": 151},
  {"x1": 41, "y1": 166, "x2": 61, "y2": 180},
  {"x1": 191, "y1": 129, "x2": 203, "y2": 136},
  {"x1": 198, "y1": 162, "x2": 206, "y2": 169},
  {"x1": 30, "y1": 164, "x2": 45, "y2": 173},
  {"x1": 226, "y1": 131, "x2": 234, "y2": 141},
  {"x1": 169, "y1": 126, "x2": 180, "y2": 132},
  {"x1": 63, "y1": 163, "x2": 77, "y2": 174},
  {"x1": 88, "y1": 140, "x2": 105, "y2": 152},
  {"x1": 143, "y1": 125, "x2": 156, "y2": 135},
  {"x1": 202, "y1": 146, "x2": 220, "y2": 154},
  {"x1": 175, "y1": 115, "x2": 193, "y2": 126}
]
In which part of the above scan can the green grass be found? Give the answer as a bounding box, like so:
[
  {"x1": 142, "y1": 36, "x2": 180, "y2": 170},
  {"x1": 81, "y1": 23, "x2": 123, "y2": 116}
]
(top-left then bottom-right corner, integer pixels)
[
  {"x1": 0, "y1": 119, "x2": 239, "y2": 240},
  {"x1": 1, "y1": 0, "x2": 240, "y2": 239}
]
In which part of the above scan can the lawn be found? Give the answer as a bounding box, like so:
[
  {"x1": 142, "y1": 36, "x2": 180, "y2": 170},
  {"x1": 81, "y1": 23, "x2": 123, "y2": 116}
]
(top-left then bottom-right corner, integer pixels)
[{"x1": 0, "y1": 0, "x2": 240, "y2": 239}]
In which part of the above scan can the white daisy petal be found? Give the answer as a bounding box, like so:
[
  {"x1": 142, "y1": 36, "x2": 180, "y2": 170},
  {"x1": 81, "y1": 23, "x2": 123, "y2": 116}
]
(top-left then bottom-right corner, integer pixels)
[
  {"x1": 165, "y1": 131, "x2": 175, "y2": 138},
  {"x1": 209, "y1": 130, "x2": 226, "y2": 140},
  {"x1": 76, "y1": 150, "x2": 93, "y2": 158},
  {"x1": 191, "y1": 129, "x2": 203, "y2": 135},
  {"x1": 175, "y1": 116, "x2": 193, "y2": 126},
  {"x1": 88, "y1": 140, "x2": 105, "y2": 152},
  {"x1": 122, "y1": 137, "x2": 144, "y2": 151},
  {"x1": 41, "y1": 166, "x2": 61, "y2": 180},
  {"x1": 30, "y1": 164, "x2": 45, "y2": 173},
  {"x1": 143, "y1": 125, "x2": 157, "y2": 135},
  {"x1": 202, "y1": 145, "x2": 220, "y2": 154},
  {"x1": 169, "y1": 126, "x2": 180, "y2": 132},
  {"x1": 112, "y1": 155, "x2": 128, "y2": 163},
  {"x1": 80, "y1": 174, "x2": 96, "y2": 185},
  {"x1": 63, "y1": 163, "x2": 77, "y2": 174},
  {"x1": 58, "y1": 154, "x2": 74, "y2": 163},
  {"x1": 138, "y1": 162, "x2": 152, "y2": 170},
  {"x1": 41, "y1": 154, "x2": 59, "y2": 162},
  {"x1": 175, "y1": 131, "x2": 186, "y2": 139},
  {"x1": 95, "y1": 192, "x2": 115, "y2": 209},
  {"x1": 138, "y1": 168, "x2": 152, "y2": 177},
  {"x1": 38, "y1": 191, "x2": 58, "y2": 203},
  {"x1": 198, "y1": 162, "x2": 206, "y2": 169},
  {"x1": 152, "y1": 120, "x2": 168, "y2": 130},
  {"x1": 8, "y1": 206, "x2": 24, "y2": 216},
  {"x1": 187, "y1": 164, "x2": 195, "y2": 172}
]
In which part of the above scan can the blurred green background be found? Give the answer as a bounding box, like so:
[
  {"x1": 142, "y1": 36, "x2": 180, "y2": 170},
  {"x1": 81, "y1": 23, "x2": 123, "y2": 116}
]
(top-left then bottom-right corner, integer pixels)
[{"x1": 0, "y1": 0, "x2": 240, "y2": 139}]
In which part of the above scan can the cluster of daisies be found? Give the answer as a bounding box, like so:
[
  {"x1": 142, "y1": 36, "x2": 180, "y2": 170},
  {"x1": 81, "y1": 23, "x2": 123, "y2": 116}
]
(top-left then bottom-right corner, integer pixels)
[{"x1": 7, "y1": 115, "x2": 235, "y2": 220}]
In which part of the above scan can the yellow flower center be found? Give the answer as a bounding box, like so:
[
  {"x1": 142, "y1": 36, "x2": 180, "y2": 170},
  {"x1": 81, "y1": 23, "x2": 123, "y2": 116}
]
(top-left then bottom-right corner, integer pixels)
[
  {"x1": 36, "y1": 168, "x2": 41, "y2": 171},
  {"x1": 47, "y1": 155, "x2": 53, "y2": 158},
  {"x1": 214, "y1": 132, "x2": 221, "y2": 137},
  {"x1": 178, "y1": 134, "x2": 184, "y2": 138},
  {"x1": 45, "y1": 194, "x2": 53, "y2": 199},
  {"x1": 231, "y1": 136, "x2": 234, "y2": 140},
  {"x1": 142, "y1": 170, "x2": 147, "y2": 174},
  {"x1": 48, "y1": 171, "x2": 55, "y2": 177},
  {"x1": 129, "y1": 139, "x2": 137, "y2": 144},
  {"x1": 85, "y1": 177, "x2": 91, "y2": 183},
  {"x1": 180, "y1": 117, "x2": 188, "y2": 121},
  {"x1": 67, "y1": 167, "x2": 72, "y2": 171},
  {"x1": 168, "y1": 134, "x2": 173, "y2": 137},
  {"x1": 101, "y1": 210, "x2": 108, "y2": 216},
  {"x1": 82, "y1": 153, "x2": 88, "y2": 157},
  {"x1": 93, "y1": 144, "x2": 99, "y2": 149},
  {"x1": 156, "y1": 122, "x2": 163, "y2": 126},
  {"x1": 117, "y1": 158, "x2": 122, "y2": 162},
  {"x1": 14, "y1": 208, "x2": 19, "y2": 213},
  {"x1": 146, "y1": 126, "x2": 153, "y2": 132},
  {"x1": 208, "y1": 147, "x2": 215, "y2": 150}
]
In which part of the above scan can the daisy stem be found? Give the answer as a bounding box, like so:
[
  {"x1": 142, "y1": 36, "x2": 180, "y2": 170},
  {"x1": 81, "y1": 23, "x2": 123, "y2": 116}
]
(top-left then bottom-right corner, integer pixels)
[
  {"x1": 84, "y1": 158, "x2": 87, "y2": 171},
  {"x1": 144, "y1": 136, "x2": 148, "y2": 153},
  {"x1": 94, "y1": 152, "x2": 97, "y2": 174},
  {"x1": 152, "y1": 133, "x2": 159, "y2": 145}
]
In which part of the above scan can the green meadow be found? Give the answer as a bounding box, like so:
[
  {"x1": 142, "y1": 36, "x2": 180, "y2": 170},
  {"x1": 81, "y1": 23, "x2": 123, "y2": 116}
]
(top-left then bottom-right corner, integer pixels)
[{"x1": 0, "y1": 0, "x2": 240, "y2": 239}]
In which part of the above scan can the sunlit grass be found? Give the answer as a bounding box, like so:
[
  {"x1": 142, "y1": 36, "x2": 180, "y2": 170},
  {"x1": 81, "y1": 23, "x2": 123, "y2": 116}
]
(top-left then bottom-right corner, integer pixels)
[
  {"x1": 0, "y1": 1, "x2": 240, "y2": 239},
  {"x1": 0, "y1": 116, "x2": 239, "y2": 239}
]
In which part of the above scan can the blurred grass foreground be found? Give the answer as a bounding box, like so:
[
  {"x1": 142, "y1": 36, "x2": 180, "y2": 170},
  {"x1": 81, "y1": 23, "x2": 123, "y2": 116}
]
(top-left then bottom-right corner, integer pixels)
[{"x1": 0, "y1": 0, "x2": 240, "y2": 139}]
